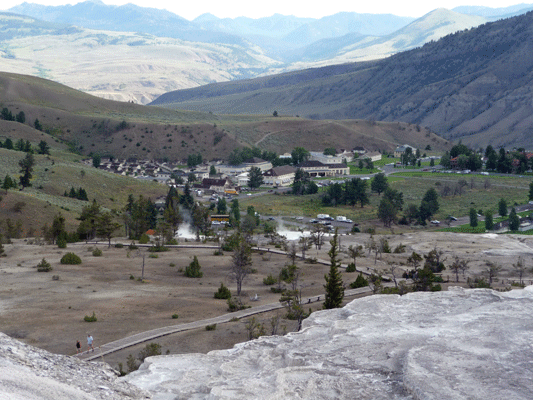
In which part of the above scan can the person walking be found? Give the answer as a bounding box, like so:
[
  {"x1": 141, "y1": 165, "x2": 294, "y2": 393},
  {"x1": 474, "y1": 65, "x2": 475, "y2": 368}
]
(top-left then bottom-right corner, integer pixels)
[
  {"x1": 76, "y1": 340, "x2": 81, "y2": 354},
  {"x1": 87, "y1": 334, "x2": 94, "y2": 352}
]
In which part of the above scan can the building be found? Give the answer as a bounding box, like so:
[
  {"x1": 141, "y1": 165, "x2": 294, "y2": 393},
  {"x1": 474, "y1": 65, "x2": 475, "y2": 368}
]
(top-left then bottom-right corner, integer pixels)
[
  {"x1": 309, "y1": 152, "x2": 345, "y2": 165},
  {"x1": 296, "y1": 161, "x2": 349, "y2": 177},
  {"x1": 263, "y1": 165, "x2": 297, "y2": 187},
  {"x1": 361, "y1": 151, "x2": 382, "y2": 162},
  {"x1": 194, "y1": 178, "x2": 232, "y2": 194},
  {"x1": 243, "y1": 157, "x2": 273, "y2": 172},
  {"x1": 394, "y1": 145, "x2": 417, "y2": 158}
]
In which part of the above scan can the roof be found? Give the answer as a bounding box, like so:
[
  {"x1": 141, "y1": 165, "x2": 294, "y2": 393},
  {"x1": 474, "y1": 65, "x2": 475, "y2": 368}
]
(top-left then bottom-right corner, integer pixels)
[
  {"x1": 201, "y1": 178, "x2": 228, "y2": 187},
  {"x1": 264, "y1": 165, "x2": 296, "y2": 177},
  {"x1": 296, "y1": 160, "x2": 326, "y2": 168},
  {"x1": 327, "y1": 163, "x2": 348, "y2": 168}
]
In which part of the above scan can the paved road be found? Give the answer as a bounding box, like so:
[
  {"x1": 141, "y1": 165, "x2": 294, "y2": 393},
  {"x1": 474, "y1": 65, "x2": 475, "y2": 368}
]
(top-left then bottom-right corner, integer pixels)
[{"x1": 78, "y1": 286, "x2": 373, "y2": 362}]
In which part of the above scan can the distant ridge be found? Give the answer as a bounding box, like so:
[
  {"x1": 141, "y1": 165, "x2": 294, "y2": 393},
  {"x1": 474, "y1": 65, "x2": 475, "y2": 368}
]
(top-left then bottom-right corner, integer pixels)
[{"x1": 151, "y1": 11, "x2": 533, "y2": 149}]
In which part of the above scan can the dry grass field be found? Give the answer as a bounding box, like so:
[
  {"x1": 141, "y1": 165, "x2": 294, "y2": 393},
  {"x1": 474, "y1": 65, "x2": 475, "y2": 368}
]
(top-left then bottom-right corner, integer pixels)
[{"x1": 1, "y1": 231, "x2": 532, "y2": 371}]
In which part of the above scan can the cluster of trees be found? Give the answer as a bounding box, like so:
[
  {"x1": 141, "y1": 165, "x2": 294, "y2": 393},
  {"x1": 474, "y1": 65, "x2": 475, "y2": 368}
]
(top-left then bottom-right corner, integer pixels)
[
  {"x1": 227, "y1": 147, "x2": 279, "y2": 166},
  {"x1": 440, "y1": 143, "x2": 482, "y2": 171},
  {"x1": 291, "y1": 168, "x2": 318, "y2": 195},
  {"x1": 485, "y1": 145, "x2": 532, "y2": 174},
  {"x1": 399, "y1": 188, "x2": 440, "y2": 226},
  {"x1": 321, "y1": 178, "x2": 369, "y2": 207},
  {"x1": 63, "y1": 187, "x2": 89, "y2": 201},
  {"x1": 227, "y1": 146, "x2": 312, "y2": 167},
  {"x1": 1, "y1": 175, "x2": 18, "y2": 190},
  {"x1": 75, "y1": 201, "x2": 121, "y2": 246},
  {"x1": 1, "y1": 107, "x2": 43, "y2": 132},
  {"x1": 400, "y1": 147, "x2": 422, "y2": 166},
  {"x1": 441, "y1": 143, "x2": 533, "y2": 173},
  {"x1": 1, "y1": 108, "x2": 25, "y2": 123},
  {"x1": 187, "y1": 153, "x2": 203, "y2": 168},
  {"x1": 0, "y1": 138, "x2": 50, "y2": 155},
  {"x1": 122, "y1": 195, "x2": 158, "y2": 240}
]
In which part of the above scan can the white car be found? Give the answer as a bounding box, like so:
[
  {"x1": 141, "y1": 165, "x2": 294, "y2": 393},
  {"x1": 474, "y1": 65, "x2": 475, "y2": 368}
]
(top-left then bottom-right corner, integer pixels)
[{"x1": 431, "y1": 220, "x2": 440, "y2": 225}]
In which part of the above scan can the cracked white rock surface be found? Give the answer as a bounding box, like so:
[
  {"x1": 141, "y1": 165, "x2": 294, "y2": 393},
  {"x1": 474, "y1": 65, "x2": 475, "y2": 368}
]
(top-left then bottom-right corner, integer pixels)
[
  {"x1": 125, "y1": 287, "x2": 533, "y2": 400},
  {"x1": 0, "y1": 333, "x2": 151, "y2": 399}
]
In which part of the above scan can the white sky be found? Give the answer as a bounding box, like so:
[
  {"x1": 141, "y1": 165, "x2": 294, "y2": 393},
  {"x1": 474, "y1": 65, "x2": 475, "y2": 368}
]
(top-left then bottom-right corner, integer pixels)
[{"x1": 6, "y1": 0, "x2": 529, "y2": 20}]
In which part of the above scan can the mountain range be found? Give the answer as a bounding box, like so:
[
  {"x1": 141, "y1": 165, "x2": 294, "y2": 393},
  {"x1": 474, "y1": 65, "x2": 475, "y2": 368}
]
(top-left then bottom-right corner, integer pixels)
[
  {"x1": 0, "y1": 3, "x2": 512, "y2": 104},
  {"x1": 151, "y1": 10, "x2": 533, "y2": 149}
]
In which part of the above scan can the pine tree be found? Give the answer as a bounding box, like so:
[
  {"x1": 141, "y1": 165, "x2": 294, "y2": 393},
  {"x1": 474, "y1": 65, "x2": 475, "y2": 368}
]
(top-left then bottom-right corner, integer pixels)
[{"x1": 323, "y1": 229, "x2": 344, "y2": 309}]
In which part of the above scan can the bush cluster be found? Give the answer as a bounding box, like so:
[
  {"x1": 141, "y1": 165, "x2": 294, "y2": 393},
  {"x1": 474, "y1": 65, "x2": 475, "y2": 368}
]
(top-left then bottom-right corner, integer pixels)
[{"x1": 60, "y1": 252, "x2": 82, "y2": 264}]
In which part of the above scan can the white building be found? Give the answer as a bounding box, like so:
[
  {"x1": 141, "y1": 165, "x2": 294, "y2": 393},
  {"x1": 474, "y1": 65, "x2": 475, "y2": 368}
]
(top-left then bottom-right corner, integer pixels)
[{"x1": 263, "y1": 165, "x2": 297, "y2": 187}]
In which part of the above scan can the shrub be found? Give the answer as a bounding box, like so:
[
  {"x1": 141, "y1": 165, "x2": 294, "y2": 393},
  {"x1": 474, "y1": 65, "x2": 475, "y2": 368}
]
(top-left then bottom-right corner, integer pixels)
[
  {"x1": 60, "y1": 252, "x2": 82, "y2": 264},
  {"x1": 213, "y1": 249, "x2": 223, "y2": 256},
  {"x1": 138, "y1": 343, "x2": 161, "y2": 362},
  {"x1": 129, "y1": 242, "x2": 138, "y2": 250},
  {"x1": 185, "y1": 256, "x2": 203, "y2": 278},
  {"x1": 139, "y1": 234, "x2": 149, "y2": 244},
  {"x1": 346, "y1": 262, "x2": 356, "y2": 272},
  {"x1": 393, "y1": 243, "x2": 406, "y2": 253},
  {"x1": 214, "y1": 283, "x2": 231, "y2": 299},
  {"x1": 270, "y1": 287, "x2": 283, "y2": 293},
  {"x1": 263, "y1": 274, "x2": 277, "y2": 285},
  {"x1": 149, "y1": 253, "x2": 158, "y2": 258},
  {"x1": 57, "y1": 237, "x2": 67, "y2": 248},
  {"x1": 129, "y1": 275, "x2": 135, "y2": 280},
  {"x1": 171, "y1": 313, "x2": 179, "y2": 319},
  {"x1": 205, "y1": 324, "x2": 217, "y2": 331},
  {"x1": 84, "y1": 312, "x2": 97, "y2": 322},
  {"x1": 36, "y1": 258, "x2": 52, "y2": 272},
  {"x1": 92, "y1": 248, "x2": 102, "y2": 257},
  {"x1": 115, "y1": 243, "x2": 124, "y2": 248},
  {"x1": 227, "y1": 297, "x2": 249, "y2": 312},
  {"x1": 351, "y1": 226, "x2": 360, "y2": 233},
  {"x1": 350, "y1": 273, "x2": 369, "y2": 289}
]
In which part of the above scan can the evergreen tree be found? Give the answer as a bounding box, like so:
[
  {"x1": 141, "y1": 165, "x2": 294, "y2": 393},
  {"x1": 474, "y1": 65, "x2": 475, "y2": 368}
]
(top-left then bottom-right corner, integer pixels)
[
  {"x1": 485, "y1": 210, "x2": 494, "y2": 231},
  {"x1": 230, "y1": 198, "x2": 240, "y2": 223},
  {"x1": 498, "y1": 198, "x2": 508, "y2": 216},
  {"x1": 18, "y1": 152, "x2": 35, "y2": 188},
  {"x1": 469, "y1": 208, "x2": 478, "y2": 227},
  {"x1": 529, "y1": 181, "x2": 533, "y2": 201},
  {"x1": 185, "y1": 255, "x2": 203, "y2": 278},
  {"x1": 248, "y1": 166, "x2": 264, "y2": 190},
  {"x1": 508, "y1": 208, "x2": 520, "y2": 231},
  {"x1": 371, "y1": 173, "x2": 388, "y2": 195},
  {"x1": 3, "y1": 138, "x2": 13, "y2": 149},
  {"x1": 323, "y1": 229, "x2": 344, "y2": 309},
  {"x1": 216, "y1": 197, "x2": 227, "y2": 214},
  {"x1": 92, "y1": 154, "x2": 101, "y2": 169},
  {"x1": 37, "y1": 140, "x2": 50, "y2": 155},
  {"x1": 34, "y1": 118, "x2": 42, "y2": 131}
]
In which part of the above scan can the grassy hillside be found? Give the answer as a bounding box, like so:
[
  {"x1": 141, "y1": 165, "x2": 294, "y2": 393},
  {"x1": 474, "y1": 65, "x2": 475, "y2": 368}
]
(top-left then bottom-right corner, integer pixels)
[
  {"x1": 0, "y1": 147, "x2": 168, "y2": 236},
  {"x1": 0, "y1": 72, "x2": 451, "y2": 162}
]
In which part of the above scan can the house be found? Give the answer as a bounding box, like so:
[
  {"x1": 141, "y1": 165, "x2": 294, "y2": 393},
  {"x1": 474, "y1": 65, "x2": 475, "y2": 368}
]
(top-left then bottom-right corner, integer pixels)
[
  {"x1": 194, "y1": 178, "x2": 232, "y2": 194},
  {"x1": 394, "y1": 144, "x2": 417, "y2": 158},
  {"x1": 361, "y1": 151, "x2": 382, "y2": 162},
  {"x1": 263, "y1": 165, "x2": 297, "y2": 187},
  {"x1": 353, "y1": 146, "x2": 366, "y2": 155}
]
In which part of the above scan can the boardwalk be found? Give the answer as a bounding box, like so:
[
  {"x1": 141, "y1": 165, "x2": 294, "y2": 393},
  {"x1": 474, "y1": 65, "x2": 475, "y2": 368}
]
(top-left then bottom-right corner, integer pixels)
[{"x1": 79, "y1": 286, "x2": 372, "y2": 361}]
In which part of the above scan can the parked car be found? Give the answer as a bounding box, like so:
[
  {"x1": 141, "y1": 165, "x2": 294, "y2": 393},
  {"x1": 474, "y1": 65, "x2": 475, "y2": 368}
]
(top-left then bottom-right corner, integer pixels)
[
  {"x1": 309, "y1": 219, "x2": 319, "y2": 223},
  {"x1": 448, "y1": 216, "x2": 457, "y2": 221},
  {"x1": 431, "y1": 220, "x2": 440, "y2": 225}
]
